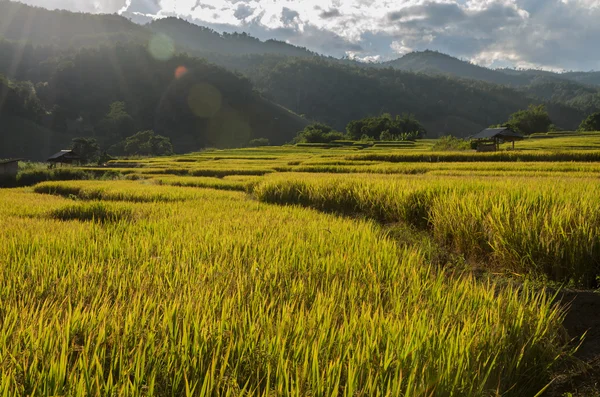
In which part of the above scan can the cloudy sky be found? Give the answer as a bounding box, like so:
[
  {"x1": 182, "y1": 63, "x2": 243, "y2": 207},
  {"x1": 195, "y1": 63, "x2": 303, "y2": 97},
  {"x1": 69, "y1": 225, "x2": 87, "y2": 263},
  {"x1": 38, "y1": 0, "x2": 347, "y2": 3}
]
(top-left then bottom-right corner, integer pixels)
[{"x1": 20, "y1": 0, "x2": 600, "y2": 70}]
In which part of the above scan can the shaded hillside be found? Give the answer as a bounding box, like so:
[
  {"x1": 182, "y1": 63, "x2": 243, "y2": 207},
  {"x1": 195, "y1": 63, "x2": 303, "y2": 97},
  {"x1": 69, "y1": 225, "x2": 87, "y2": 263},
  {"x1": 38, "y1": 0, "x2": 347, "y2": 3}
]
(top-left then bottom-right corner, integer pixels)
[
  {"x1": 147, "y1": 18, "x2": 316, "y2": 58},
  {"x1": 0, "y1": 2, "x2": 319, "y2": 60},
  {"x1": 520, "y1": 77, "x2": 600, "y2": 113},
  {"x1": 380, "y1": 51, "x2": 530, "y2": 86},
  {"x1": 382, "y1": 50, "x2": 600, "y2": 90},
  {"x1": 0, "y1": 1, "x2": 148, "y2": 48},
  {"x1": 0, "y1": 41, "x2": 308, "y2": 159},
  {"x1": 559, "y1": 72, "x2": 600, "y2": 87},
  {"x1": 380, "y1": 51, "x2": 600, "y2": 118},
  {"x1": 250, "y1": 58, "x2": 584, "y2": 137}
]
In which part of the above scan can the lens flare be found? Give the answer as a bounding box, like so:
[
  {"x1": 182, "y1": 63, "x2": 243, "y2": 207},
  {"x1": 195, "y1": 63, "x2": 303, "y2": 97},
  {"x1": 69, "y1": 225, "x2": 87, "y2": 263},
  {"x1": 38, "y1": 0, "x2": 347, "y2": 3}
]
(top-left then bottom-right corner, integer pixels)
[
  {"x1": 207, "y1": 109, "x2": 252, "y2": 148},
  {"x1": 148, "y1": 34, "x2": 175, "y2": 61},
  {"x1": 175, "y1": 66, "x2": 188, "y2": 79},
  {"x1": 187, "y1": 83, "x2": 222, "y2": 118}
]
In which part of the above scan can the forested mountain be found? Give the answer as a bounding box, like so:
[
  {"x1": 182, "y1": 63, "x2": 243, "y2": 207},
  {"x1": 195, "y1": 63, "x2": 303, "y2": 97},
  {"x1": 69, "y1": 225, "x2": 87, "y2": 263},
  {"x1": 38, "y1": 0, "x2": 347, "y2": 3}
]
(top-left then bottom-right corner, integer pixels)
[
  {"x1": 0, "y1": 1, "x2": 147, "y2": 48},
  {"x1": 244, "y1": 58, "x2": 584, "y2": 135},
  {"x1": 380, "y1": 51, "x2": 529, "y2": 86},
  {"x1": 561, "y1": 72, "x2": 600, "y2": 87},
  {"x1": 0, "y1": 2, "x2": 318, "y2": 59},
  {"x1": 0, "y1": 38, "x2": 308, "y2": 159},
  {"x1": 379, "y1": 50, "x2": 600, "y2": 121},
  {"x1": 383, "y1": 50, "x2": 600, "y2": 88},
  {"x1": 148, "y1": 18, "x2": 317, "y2": 59},
  {"x1": 0, "y1": 0, "x2": 599, "y2": 159}
]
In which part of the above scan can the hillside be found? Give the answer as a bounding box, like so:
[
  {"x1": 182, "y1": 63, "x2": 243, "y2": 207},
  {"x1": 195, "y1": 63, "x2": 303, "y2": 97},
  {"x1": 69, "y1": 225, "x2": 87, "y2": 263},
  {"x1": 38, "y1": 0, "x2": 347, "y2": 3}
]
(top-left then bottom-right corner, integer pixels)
[
  {"x1": 0, "y1": 1, "x2": 148, "y2": 47},
  {"x1": 247, "y1": 57, "x2": 585, "y2": 136},
  {"x1": 561, "y1": 71, "x2": 600, "y2": 87},
  {"x1": 379, "y1": 51, "x2": 600, "y2": 117},
  {"x1": 380, "y1": 50, "x2": 530, "y2": 86},
  {"x1": 147, "y1": 18, "x2": 316, "y2": 58},
  {"x1": 0, "y1": 2, "x2": 319, "y2": 60},
  {"x1": 382, "y1": 50, "x2": 600, "y2": 89},
  {"x1": 0, "y1": 39, "x2": 308, "y2": 159}
]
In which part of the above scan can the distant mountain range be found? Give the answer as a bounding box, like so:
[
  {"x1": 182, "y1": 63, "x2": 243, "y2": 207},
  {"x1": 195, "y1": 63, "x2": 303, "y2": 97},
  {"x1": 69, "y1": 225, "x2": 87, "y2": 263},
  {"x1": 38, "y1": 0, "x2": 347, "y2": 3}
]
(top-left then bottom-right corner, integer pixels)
[
  {"x1": 0, "y1": 0, "x2": 599, "y2": 158},
  {"x1": 381, "y1": 50, "x2": 600, "y2": 87}
]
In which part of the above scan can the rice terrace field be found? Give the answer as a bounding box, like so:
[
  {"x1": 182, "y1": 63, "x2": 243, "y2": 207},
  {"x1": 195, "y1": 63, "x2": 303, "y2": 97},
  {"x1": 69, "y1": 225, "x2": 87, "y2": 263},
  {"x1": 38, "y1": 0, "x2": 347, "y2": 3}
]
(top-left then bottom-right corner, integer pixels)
[{"x1": 4, "y1": 132, "x2": 600, "y2": 396}]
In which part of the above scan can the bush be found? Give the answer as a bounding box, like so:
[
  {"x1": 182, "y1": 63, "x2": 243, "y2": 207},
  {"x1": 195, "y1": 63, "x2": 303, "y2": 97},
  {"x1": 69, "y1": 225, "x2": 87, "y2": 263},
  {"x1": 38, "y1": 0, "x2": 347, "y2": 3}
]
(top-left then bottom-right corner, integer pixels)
[
  {"x1": 347, "y1": 113, "x2": 426, "y2": 140},
  {"x1": 16, "y1": 168, "x2": 92, "y2": 186},
  {"x1": 294, "y1": 124, "x2": 346, "y2": 143},
  {"x1": 323, "y1": 131, "x2": 346, "y2": 142},
  {"x1": 380, "y1": 130, "x2": 393, "y2": 141},
  {"x1": 431, "y1": 136, "x2": 471, "y2": 151},
  {"x1": 247, "y1": 138, "x2": 270, "y2": 147}
]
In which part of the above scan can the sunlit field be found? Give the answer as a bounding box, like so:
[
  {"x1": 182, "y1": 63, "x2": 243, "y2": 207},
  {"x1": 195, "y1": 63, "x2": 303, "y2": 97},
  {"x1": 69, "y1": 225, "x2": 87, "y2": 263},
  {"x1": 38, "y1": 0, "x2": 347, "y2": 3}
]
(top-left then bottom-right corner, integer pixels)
[{"x1": 3, "y1": 133, "x2": 600, "y2": 395}]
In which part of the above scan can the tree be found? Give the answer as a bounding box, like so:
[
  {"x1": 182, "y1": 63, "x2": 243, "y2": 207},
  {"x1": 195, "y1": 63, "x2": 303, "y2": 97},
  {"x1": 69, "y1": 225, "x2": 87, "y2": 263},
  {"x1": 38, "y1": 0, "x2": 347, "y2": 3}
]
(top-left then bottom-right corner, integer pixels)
[
  {"x1": 70, "y1": 137, "x2": 100, "y2": 163},
  {"x1": 95, "y1": 102, "x2": 136, "y2": 146},
  {"x1": 395, "y1": 114, "x2": 426, "y2": 138},
  {"x1": 294, "y1": 123, "x2": 344, "y2": 143},
  {"x1": 507, "y1": 105, "x2": 552, "y2": 135},
  {"x1": 346, "y1": 114, "x2": 426, "y2": 140},
  {"x1": 579, "y1": 112, "x2": 600, "y2": 131},
  {"x1": 124, "y1": 130, "x2": 173, "y2": 156}
]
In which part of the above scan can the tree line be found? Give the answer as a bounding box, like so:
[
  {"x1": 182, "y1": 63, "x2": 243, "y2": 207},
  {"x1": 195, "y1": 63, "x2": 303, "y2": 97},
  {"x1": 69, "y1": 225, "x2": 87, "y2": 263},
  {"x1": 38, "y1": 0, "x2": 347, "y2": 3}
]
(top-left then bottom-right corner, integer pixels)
[{"x1": 294, "y1": 114, "x2": 427, "y2": 143}]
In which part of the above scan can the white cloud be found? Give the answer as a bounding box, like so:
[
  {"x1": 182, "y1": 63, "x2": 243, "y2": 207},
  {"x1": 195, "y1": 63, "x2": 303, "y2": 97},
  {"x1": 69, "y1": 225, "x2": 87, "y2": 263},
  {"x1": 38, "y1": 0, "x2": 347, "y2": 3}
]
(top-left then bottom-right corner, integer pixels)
[{"x1": 18, "y1": 0, "x2": 600, "y2": 70}]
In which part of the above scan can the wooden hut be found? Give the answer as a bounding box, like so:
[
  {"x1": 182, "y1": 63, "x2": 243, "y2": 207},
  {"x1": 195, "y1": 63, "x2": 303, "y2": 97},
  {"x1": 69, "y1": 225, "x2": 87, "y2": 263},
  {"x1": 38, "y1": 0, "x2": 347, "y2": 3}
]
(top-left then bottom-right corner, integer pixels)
[
  {"x1": 471, "y1": 128, "x2": 524, "y2": 151},
  {"x1": 47, "y1": 150, "x2": 80, "y2": 167},
  {"x1": 0, "y1": 159, "x2": 22, "y2": 178}
]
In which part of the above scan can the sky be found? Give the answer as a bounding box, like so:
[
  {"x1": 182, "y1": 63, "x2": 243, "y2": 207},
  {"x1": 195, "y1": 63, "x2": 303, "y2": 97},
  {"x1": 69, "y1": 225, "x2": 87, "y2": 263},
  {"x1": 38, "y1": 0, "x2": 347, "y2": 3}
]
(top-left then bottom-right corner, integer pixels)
[{"x1": 19, "y1": 0, "x2": 600, "y2": 71}]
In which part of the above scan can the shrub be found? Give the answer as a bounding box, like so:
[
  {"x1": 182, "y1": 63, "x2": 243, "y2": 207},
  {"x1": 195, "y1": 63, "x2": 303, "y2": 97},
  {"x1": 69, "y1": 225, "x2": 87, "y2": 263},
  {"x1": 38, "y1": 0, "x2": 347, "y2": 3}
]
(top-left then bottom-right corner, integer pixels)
[
  {"x1": 347, "y1": 113, "x2": 426, "y2": 140},
  {"x1": 16, "y1": 168, "x2": 92, "y2": 186},
  {"x1": 431, "y1": 136, "x2": 471, "y2": 151},
  {"x1": 380, "y1": 130, "x2": 393, "y2": 141},
  {"x1": 294, "y1": 124, "x2": 345, "y2": 143},
  {"x1": 247, "y1": 138, "x2": 270, "y2": 147}
]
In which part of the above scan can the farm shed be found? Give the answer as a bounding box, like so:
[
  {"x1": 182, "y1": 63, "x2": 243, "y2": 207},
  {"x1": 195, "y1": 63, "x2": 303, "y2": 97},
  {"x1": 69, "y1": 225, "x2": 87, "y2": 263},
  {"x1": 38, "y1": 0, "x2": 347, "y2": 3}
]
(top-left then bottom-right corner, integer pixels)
[
  {"x1": 47, "y1": 150, "x2": 80, "y2": 166},
  {"x1": 471, "y1": 128, "x2": 524, "y2": 151},
  {"x1": 0, "y1": 159, "x2": 22, "y2": 178}
]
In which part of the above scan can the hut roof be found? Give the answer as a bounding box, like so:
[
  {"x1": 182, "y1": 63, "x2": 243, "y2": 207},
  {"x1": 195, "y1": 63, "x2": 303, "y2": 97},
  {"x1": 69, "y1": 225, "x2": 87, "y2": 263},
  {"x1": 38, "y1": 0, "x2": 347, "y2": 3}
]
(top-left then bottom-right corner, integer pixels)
[
  {"x1": 48, "y1": 150, "x2": 80, "y2": 162},
  {"x1": 472, "y1": 127, "x2": 524, "y2": 140},
  {"x1": 0, "y1": 158, "x2": 23, "y2": 165}
]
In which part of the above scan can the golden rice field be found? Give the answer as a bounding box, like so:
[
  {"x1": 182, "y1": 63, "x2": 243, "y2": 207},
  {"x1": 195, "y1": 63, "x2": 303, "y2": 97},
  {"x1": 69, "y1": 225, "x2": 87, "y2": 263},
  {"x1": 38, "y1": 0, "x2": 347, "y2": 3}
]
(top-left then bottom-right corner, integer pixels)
[{"x1": 2, "y1": 134, "x2": 600, "y2": 396}]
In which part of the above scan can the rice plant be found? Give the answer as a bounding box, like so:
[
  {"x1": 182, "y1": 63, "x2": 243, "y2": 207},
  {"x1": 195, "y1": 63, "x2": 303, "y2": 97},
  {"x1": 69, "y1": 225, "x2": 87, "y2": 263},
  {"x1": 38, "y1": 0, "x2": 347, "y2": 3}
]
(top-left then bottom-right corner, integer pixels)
[{"x1": 0, "y1": 182, "x2": 571, "y2": 396}]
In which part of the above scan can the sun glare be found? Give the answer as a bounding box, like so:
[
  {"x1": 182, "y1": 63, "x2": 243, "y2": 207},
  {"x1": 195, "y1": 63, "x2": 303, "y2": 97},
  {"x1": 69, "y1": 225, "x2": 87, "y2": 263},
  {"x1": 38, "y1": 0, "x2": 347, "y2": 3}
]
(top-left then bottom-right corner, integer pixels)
[{"x1": 175, "y1": 65, "x2": 188, "y2": 79}]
